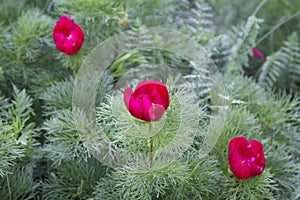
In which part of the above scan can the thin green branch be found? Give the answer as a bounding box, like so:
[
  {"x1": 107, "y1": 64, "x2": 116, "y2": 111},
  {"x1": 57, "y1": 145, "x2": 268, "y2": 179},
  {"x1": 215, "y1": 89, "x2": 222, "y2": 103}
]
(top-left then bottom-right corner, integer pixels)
[
  {"x1": 252, "y1": 0, "x2": 268, "y2": 17},
  {"x1": 255, "y1": 12, "x2": 300, "y2": 46}
]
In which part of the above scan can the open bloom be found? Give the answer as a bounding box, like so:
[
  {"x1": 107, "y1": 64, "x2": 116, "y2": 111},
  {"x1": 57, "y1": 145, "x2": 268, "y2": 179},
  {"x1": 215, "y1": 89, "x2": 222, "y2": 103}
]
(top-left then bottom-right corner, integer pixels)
[
  {"x1": 228, "y1": 137, "x2": 265, "y2": 180},
  {"x1": 252, "y1": 48, "x2": 265, "y2": 60},
  {"x1": 53, "y1": 15, "x2": 84, "y2": 55},
  {"x1": 124, "y1": 80, "x2": 170, "y2": 122}
]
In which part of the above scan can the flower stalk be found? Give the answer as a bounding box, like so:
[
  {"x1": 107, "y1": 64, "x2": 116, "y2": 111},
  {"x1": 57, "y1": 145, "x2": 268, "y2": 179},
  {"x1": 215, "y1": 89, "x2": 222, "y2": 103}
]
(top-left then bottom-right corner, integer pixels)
[{"x1": 147, "y1": 123, "x2": 154, "y2": 166}]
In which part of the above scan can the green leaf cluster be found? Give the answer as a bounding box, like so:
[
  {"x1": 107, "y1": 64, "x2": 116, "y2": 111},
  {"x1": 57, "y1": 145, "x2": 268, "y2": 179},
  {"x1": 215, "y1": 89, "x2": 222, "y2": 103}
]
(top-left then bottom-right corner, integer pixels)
[{"x1": 0, "y1": 0, "x2": 299, "y2": 199}]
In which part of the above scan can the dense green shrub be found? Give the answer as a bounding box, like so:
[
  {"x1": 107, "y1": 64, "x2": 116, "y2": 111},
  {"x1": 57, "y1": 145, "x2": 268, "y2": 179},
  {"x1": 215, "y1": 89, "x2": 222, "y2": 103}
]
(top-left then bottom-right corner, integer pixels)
[{"x1": 0, "y1": 0, "x2": 299, "y2": 199}]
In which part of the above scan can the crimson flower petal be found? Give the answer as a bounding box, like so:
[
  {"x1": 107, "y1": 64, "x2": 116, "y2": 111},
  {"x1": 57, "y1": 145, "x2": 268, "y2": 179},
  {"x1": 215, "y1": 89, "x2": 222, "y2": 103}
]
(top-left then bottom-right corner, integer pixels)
[
  {"x1": 53, "y1": 15, "x2": 84, "y2": 55},
  {"x1": 229, "y1": 151, "x2": 251, "y2": 179},
  {"x1": 149, "y1": 104, "x2": 167, "y2": 121},
  {"x1": 128, "y1": 96, "x2": 145, "y2": 120},
  {"x1": 124, "y1": 88, "x2": 133, "y2": 109},
  {"x1": 228, "y1": 137, "x2": 265, "y2": 180},
  {"x1": 123, "y1": 80, "x2": 170, "y2": 122}
]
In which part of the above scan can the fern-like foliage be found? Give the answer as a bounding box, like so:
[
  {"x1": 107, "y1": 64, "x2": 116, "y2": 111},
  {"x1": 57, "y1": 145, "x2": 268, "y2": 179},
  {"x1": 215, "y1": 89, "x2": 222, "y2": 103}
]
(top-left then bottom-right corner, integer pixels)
[
  {"x1": 0, "y1": 86, "x2": 36, "y2": 176},
  {"x1": 219, "y1": 171, "x2": 277, "y2": 200},
  {"x1": 42, "y1": 109, "x2": 90, "y2": 166},
  {"x1": 0, "y1": 121, "x2": 24, "y2": 177},
  {"x1": 2, "y1": 9, "x2": 52, "y2": 64},
  {"x1": 0, "y1": 7, "x2": 66, "y2": 97},
  {"x1": 258, "y1": 32, "x2": 300, "y2": 91},
  {"x1": 50, "y1": 0, "x2": 124, "y2": 70},
  {"x1": 227, "y1": 16, "x2": 263, "y2": 72},
  {"x1": 206, "y1": 16, "x2": 262, "y2": 73},
  {"x1": 0, "y1": 0, "x2": 26, "y2": 24},
  {"x1": 52, "y1": 0, "x2": 123, "y2": 43},
  {"x1": 254, "y1": 92, "x2": 300, "y2": 156},
  {"x1": 125, "y1": 0, "x2": 174, "y2": 28},
  {"x1": 209, "y1": 15, "x2": 262, "y2": 73},
  {"x1": 223, "y1": 74, "x2": 300, "y2": 156},
  {"x1": 42, "y1": 157, "x2": 106, "y2": 200},
  {"x1": 94, "y1": 82, "x2": 202, "y2": 168},
  {"x1": 170, "y1": 0, "x2": 215, "y2": 43},
  {"x1": 215, "y1": 74, "x2": 300, "y2": 199},
  {"x1": 0, "y1": 164, "x2": 39, "y2": 200},
  {"x1": 0, "y1": 1, "x2": 299, "y2": 199},
  {"x1": 212, "y1": 107, "x2": 261, "y2": 173},
  {"x1": 257, "y1": 52, "x2": 281, "y2": 89},
  {"x1": 266, "y1": 144, "x2": 300, "y2": 199},
  {"x1": 167, "y1": 154, "x2": 222, "y2": 200},
  {"x1": 40, "y1": 78, "x2": 74, "y2": 117},
  {"x1": 109, "y1": 49, "x2": 193, "y2": 84},
  {"x1": 209, "y1": 34, "x2": 232, "y2": 70},
  {"x1": 94, "y1": 161, "x2": 188, "y2": 200},
  {"x1": 41, "y1": 71, "x2": 114, "y2": 165}
]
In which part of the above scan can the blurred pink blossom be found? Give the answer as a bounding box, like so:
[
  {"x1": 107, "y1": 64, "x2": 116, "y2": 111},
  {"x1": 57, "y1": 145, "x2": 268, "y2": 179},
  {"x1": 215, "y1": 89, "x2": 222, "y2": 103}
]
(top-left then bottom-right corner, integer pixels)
[{"x1": 252, "y1": 48, "x2": 265, "y2": 60}]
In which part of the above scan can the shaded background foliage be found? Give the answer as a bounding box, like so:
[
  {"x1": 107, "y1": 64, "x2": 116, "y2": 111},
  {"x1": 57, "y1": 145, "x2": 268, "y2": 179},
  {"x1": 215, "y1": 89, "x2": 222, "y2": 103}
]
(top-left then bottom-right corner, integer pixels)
[{"x1": 0, "y1": 0, "x2": 299, "y2": 199}]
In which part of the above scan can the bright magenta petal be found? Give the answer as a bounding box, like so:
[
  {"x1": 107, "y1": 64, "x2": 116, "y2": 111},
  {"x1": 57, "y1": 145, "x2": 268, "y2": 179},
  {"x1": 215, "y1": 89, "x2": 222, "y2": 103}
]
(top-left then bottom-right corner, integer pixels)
[
  {"x1": 128, "y1": 96, "x2": 144, "y2": 120},
  {"x1": 229, "y1": 137, "x2": 248, "y2": 154},
  {"x1": 53, "y1": 33, "x2": 65, "y2": 52},
  {"x1": 123, "y1": 80, "x2": 170, "y2": 122},
  {"x1": 136, "y1": 80, "x2": 166, "y2": 90},
  {"x1": 229, "y1": 151, "x2": 251, "y2": 179},
  {"x1": 252, "y1": 48, "x2": 265, "y2": 60},
  {"x1": 228, "y1": 137, "x2": 265, "y2": 180},
  {"x1": 124, "y1": 88, "x2": 133, "y2": 109},
  {"x1": 63, "y1": 40, "x2": 76, "y2": 55},
  {"x1": 148, "y1": 104, "x2": 166, "y2": 121},
  {"x1": 250, "y1": 163, "x2": 264, "y2": 176},
  {"x1": 53, "y1": 15, "x2": 84, "y2": 55}
]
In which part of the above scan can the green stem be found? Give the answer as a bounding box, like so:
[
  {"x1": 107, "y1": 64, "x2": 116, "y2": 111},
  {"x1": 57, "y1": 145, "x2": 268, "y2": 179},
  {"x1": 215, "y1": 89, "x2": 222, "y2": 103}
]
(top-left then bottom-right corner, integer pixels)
[
  {"x1": 7, "y1": 175, "x2": 11, "y2": 200},
  {"x1": 252, "y1": 0, "x2": 268, "y2": 17},
  {"x1": 147, "y1": 123, "x2": 154, "y2": 166},
  {"x1": 255, "y1": 11, "x2": 300, "y2": 46},
  {"x1": 181, "y1": 160, "x2": 201, "y2": 192}
]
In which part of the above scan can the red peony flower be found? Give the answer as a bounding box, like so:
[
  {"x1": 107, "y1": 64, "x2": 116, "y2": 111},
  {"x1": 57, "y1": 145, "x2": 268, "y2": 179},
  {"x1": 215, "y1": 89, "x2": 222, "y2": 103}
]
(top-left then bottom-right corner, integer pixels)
[
  {"x1": 228, "y1": 137, "x2": 265, "y2": 180},
  {"x1": 252, "y1": 48, "x2": 265, "y2": 60},
  {"x1": 124, "y1": 80, "x2": 170, "y2": 122},
  {"x1": 53, "y1": 15, "x2": 84, "y2": 55}
]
